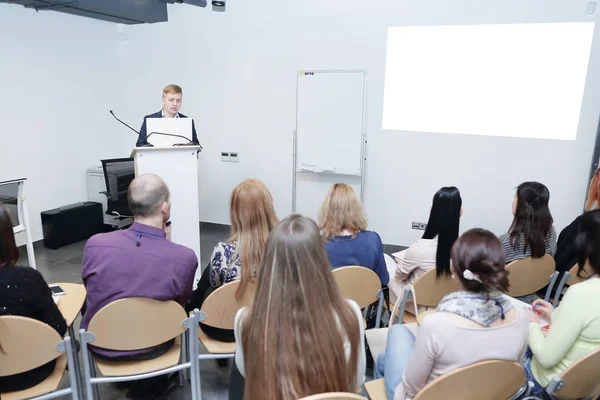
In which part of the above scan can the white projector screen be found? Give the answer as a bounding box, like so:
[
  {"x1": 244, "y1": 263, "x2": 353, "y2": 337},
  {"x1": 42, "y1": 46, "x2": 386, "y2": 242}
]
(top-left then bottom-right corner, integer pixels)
[{"x1": 382, "y1": 22, "x2": 595, "y2": 140}]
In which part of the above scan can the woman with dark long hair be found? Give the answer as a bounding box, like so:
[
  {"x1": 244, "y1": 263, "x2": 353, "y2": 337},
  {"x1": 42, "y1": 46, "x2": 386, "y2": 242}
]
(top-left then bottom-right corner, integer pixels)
[
  {"x1": 231, "y1": 214, "x2": 365, "y2": 399},
  {"x1": 0, "y1": 202, "x2": 67, "y2": 392},
  {"x1": 389, "y1": 187, "x2": 462, "y2": 303},
  {"x1": 500, "y1": 182, "x2": 556, "y2": 263}
]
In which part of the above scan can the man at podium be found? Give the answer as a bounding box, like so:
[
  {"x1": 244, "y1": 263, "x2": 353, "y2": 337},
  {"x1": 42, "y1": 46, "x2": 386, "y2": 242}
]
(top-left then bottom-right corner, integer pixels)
[{"x1": 136, "y1": 84, "x2": 200, "y2": 147}]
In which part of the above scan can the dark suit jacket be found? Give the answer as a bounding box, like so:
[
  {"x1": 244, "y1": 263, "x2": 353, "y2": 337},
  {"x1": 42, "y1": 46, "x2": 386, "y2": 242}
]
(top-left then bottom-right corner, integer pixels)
[{"x1": 136, "y1": 110, "x2": 199, "y2": 147}]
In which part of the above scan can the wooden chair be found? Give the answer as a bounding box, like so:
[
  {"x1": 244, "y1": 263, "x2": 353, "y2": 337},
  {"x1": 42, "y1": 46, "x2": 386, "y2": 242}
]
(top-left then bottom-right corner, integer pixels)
[
  {"x1": 364, "y1": 379, "x2": 386, "y2": 400},
  {"x1": 193, "y1": 279, "x2": 256, "y2": 397},
  {"x1": 364, "y1": 360, "x2": 529, "y2": 400},
  {"x1": 545, "y1": 347, "x2": 600, "y2": 399},
  {"x1": 505, "y1": 254, "x2": 558, "y2": 300},
  {"x1": 300, "y1": 392, "x2": 366, "y2": 399},
  {"x1": 79, "y1": 298, "x2": 197, "y2": 400},
  {"x1": 332, "y1": 266, "x2": 385, "y2": 328},
  {"x1": 552, "y1": 263, "x2": 592, "y2": 307},
  {"x1": 394, "y1": 267, "x2": 460, "y2": 324},
  {"x1": 0, "y1": 316, "x2": 80, "y2": 400}
]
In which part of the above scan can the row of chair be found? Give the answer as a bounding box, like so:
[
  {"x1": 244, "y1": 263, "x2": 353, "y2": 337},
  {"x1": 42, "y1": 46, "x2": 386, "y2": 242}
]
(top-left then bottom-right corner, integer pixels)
[
  {"x1": 0, "y1": 276, "x2": 256, "y2": 400},
  {"x1": 0, "y1": 259, "x2": 592, "y2": 400}
]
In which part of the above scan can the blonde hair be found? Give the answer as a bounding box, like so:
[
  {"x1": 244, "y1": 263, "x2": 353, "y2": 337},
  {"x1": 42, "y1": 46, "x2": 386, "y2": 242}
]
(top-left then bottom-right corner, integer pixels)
[
  {"x1": 242, "y1": 215, "x2": 361, "y2": 399},
  {"x1": 318, "y1": 183, "x2": 367, "y2": 239},
  {"x1": 586, "y1": 168, "x2": 600, "y2": 211},
  {"x1": 162, "y1": 84, "x2": 182, "y2": 98},
  {"x1": 229, "y1": 179, "x2": 278, "y2": 298}
]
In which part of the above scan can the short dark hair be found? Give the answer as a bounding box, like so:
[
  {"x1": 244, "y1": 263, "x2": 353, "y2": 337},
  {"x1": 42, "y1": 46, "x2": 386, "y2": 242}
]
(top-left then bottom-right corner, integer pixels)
[
  {"x1": 575, "y1": 209, "x2": 600, "y2": 278},
  {"x1": 127, "y1": 174, "x2": 170, "y2": 217},
  {"x1": 451, "y1": 228, "x2": 509, "y2": 294},
  {"x1": 0, "y1": 203, "x2": 19, "y2": 268}
]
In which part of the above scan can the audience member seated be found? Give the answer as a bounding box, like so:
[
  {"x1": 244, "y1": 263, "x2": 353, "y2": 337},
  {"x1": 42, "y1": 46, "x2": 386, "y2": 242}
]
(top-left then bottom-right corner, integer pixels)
[
  {"x1": 319, "y1": 183, "x2": 389, "y2": 286},
  {"x1": 189, "y1": 178, "x2": 278, "y2": 342},
  {"x1": 376, "y1": 228, "x2": 529, "y2": 400},
  {"x1": 389, "y1": 186, "x2": 461, "y2": 304},
  {"x1": 0, "y1": 202, "x2": 67, "y2": 392},
  {"x1": 553, "y1": 171, "x2": 600, "y2": 280},
  {"x1": 81, "y1": 174, "x2": 197, "y2": 399},
  {"x1": 229, "y1": 215, "x2": 366, "y2": 400},
  {"x1": 523, "y1": 209, "x2": 600, "y2": 397},
  {"x1": 500, "y1": 182, "x2": 556, "y2": 303}
]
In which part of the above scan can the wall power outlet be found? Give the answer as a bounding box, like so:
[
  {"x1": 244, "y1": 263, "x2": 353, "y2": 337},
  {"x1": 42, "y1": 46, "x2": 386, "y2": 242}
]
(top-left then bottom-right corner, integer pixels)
[{"x1": 412, "y1": 222, "x2": 427, "y2": 230}]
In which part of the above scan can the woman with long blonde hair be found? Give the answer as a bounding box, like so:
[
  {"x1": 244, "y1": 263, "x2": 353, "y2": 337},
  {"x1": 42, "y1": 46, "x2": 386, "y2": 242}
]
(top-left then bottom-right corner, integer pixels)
[
  {"x1": 318, "y1": 183, "x2": 389, "y2": 286},
  {"x1": 189, "y1": 178, "x2": 278, "y2": 341},
  {"x1": 230, "y1": 214, "x2": 366, "y2": 400}
]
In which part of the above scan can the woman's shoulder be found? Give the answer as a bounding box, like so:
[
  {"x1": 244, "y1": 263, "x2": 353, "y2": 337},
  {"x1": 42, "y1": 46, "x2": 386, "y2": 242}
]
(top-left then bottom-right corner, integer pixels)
[
  {"x1": 345, "y1": 299, "x2": 362, "y2": 315},
  {"x1": 211, "y1": 241, "x2": 239, "y2": 260},
  {"x1": 410, "y1": 237, "x2": 438, "y2": 249},
  {"x1": 360, "y1": 230, "x2": 383, "y2": 244},
  {"x1": 214, "y1": 240, "x2": 237, "y2": 250},
  {"x1": 498, "y1": 231, "x2": 511, "y2": 242},
  {"x1": 563, "y1": 278, "x2": 600, "y2": 299},
  {"x1": 234, "y1": 307, "x2": 248, "y2": 331},
  {"x1": 0, "y1": 264, "x2": 46, "y2": 282}
]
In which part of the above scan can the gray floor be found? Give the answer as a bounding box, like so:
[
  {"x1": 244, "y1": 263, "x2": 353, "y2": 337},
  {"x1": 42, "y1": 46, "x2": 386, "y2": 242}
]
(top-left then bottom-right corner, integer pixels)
[{"x1": 22, "y1": 223, "x2": 394, "y2": 399}]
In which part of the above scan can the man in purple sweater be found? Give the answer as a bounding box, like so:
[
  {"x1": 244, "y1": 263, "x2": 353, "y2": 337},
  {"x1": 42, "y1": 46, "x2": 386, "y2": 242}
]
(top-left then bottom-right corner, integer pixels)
[{"x1": 81, "y1": 173, "x2": 198, "y2": 360}]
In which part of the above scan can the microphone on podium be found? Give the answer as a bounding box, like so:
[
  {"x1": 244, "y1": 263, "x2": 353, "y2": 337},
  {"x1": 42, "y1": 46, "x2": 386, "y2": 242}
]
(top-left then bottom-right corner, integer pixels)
[
  {"x1": 109, "y1": 110, "x2": 154, "y2": 147},
  {"x1": 109, "y1": 110, "x2": 140, "y2": 135}
]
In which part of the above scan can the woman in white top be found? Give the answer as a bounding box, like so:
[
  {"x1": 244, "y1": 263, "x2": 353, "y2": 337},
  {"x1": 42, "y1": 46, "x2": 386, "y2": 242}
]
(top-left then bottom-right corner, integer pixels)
[
  {"x1": 231, "y1": 214, "x2": 366, "y2": 400},
  {"x1": 389, "y1": 187, "x2": 462, "y2": 303},
  {"x1": 377, "y1": 228, "x2": 529, "y2": 400}
]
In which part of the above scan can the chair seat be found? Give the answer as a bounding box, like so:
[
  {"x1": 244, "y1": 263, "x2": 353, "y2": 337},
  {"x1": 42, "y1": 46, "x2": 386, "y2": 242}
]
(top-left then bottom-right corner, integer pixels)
[
  {"x1": 365, "y1": 328, "x2": 388, "y2": 363},
  {"x1": 198, "y1": 328, "x2": 236, "y2": 354},
  {"x1": 95, "y1": 337, "x2": 181, "y2": 376},
  {"x1": 364, "y1": 378, "x2": 386, "y2": 400},
  {"x1": 2, "y1": 355, "x2": 66, "y2": 400}
]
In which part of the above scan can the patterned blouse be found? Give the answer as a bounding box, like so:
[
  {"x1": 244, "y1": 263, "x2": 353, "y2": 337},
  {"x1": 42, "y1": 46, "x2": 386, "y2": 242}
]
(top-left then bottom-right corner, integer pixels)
[{"x1": 209, "y1": 241, "x2": 242, "y2": 288}]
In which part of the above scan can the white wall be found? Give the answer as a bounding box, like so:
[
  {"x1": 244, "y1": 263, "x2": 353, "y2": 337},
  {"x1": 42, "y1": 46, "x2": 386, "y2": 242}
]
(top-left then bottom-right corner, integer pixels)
[
  {"x1": 6, "y1": 0, "x2": 596, "y2": 245},
  {"x1": 0, "y1": 5, "x2": 129, "y2": 241},
  {"x1": 118, "y1": 0, "x2": 600, "y2": 246}
]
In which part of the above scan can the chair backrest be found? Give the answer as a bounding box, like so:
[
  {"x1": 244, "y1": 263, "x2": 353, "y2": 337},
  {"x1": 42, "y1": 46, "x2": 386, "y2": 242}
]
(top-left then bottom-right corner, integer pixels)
[
  {"x1": 0, "y1": 316, "x2": 62, "y2": 376},
  {"x1": 101, "y1": 158, "x2": 134, "y2": 216},
  {"x1": 506, "y1": 255, "x2": 555, "y2": 297},
  {"x1": 551, "y1": 347, "x2": 600, "y2": 399},
  {"x1": 88, "y1": 298, "x2": 187, "y2": 350},
  {"x1": 200, "y1": 279, "x2": 257, "y2": 329},
  {"x1": 299, "y1": 393, "x2": 365, "y2": 400},
  {"x1": 413, "y1": 360, "x2": 526, "y2": 400},
  {"x1": 411, "y1": 268, "x2": 461, "y2": 307},
  {"x1": 332, "y1": 266, "x2": 381, "y2": 308}
]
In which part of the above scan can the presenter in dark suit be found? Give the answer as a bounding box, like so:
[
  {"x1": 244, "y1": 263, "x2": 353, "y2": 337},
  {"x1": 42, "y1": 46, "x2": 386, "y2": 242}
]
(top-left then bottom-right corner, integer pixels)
[{"x1": 136, "y1": 84, "x2": 199, "y2": 147}]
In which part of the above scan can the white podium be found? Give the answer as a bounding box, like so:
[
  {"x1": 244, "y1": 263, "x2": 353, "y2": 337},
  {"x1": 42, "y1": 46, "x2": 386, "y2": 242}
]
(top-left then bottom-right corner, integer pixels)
[{"x1": 131, "y1": 146, "x2": 201, "y2": 263}]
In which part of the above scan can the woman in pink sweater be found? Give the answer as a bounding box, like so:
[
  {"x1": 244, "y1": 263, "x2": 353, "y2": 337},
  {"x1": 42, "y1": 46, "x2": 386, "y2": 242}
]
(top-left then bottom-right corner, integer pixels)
[{"x1": 375, "y1": 228, "x2": 530, "y2": 400}]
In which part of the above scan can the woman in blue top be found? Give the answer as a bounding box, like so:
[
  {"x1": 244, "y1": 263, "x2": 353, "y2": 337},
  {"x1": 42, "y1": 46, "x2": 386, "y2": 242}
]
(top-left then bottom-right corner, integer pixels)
[{"x1": 318, "y1": 183, "x2": 389, "y2": 286}]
